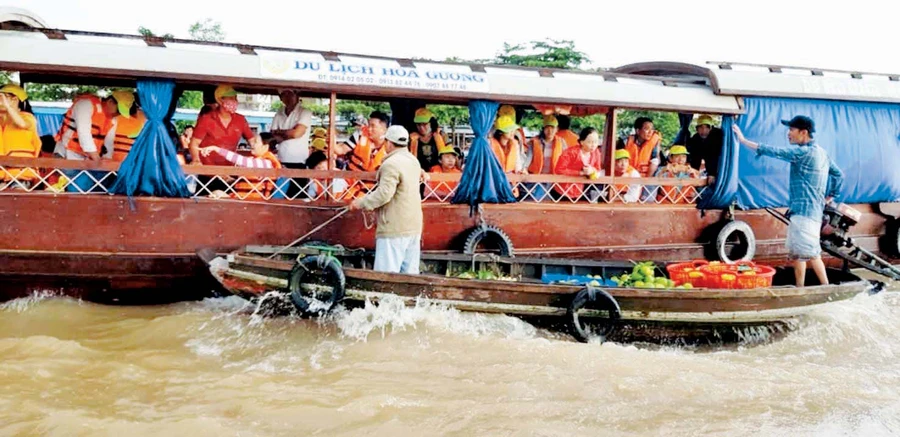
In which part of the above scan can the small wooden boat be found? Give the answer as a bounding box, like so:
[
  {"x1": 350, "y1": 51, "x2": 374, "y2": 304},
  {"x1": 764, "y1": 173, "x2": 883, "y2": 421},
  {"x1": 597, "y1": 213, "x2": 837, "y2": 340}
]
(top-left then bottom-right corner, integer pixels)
[{"x1": 199, "y1": 244, "x2": 883, "y2": 345}]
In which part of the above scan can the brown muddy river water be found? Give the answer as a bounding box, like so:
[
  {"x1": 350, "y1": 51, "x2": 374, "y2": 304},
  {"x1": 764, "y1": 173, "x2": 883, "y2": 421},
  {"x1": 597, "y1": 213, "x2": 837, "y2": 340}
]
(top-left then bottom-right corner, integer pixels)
[{"x1": 1, "y1": 287, "x2": 899, "y2": 436}]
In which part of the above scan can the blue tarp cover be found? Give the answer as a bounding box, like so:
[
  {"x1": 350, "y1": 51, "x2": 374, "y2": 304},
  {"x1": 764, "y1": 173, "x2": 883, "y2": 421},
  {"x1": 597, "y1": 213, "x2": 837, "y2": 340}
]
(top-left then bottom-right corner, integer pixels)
[
  {"x1": 451, "y1": 100, "x2": 516, "y2": 212},
  {"x1": 109, "y1": 80, "x2": 190, "y2": 198},
  {"x1": 703, "y1": 97, "x2": 900, "y2": 210}
]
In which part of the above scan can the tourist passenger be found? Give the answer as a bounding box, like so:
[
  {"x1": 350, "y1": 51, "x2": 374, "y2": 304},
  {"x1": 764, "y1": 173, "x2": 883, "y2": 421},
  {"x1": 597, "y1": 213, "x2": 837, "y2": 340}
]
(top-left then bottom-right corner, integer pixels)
[
  {"x1": 490, "y1": 115, "x2": 523, "y2": 173},
  {"x1": 188, "y1": 85, "x2": 255, "y2": 166},
  {"x1": 342, "y1": 111, "x2": 391, "y2": 199},
  {"x1": 409, "y1": 107, "x2": 445, "y2": 171},
  {"x1": 304, "y1": 150, "x2": 348, "y2": 199},
  {"x1": 54, "y1": 89, "x2": 135, "y2": 161},
  {"x1": 612, "y1": 149, "x2": 641, "y2": 203},
  {"x1": 527, "y1": 114, "x2": 569, "y2": 175},
  {"x1": 556, "y1": 115, "x2": 579, "y2": 153},
  {"x1": 616, "y1": 117, "x2": 661, "y2": 177},
  {"x1": 270, "y1": 89, "x2": 312, "y2": 169},
  {"x1": 349, "y1": 125, "x2": 424, "y2": 274},
  {"x1": 107, "y1": 108, "x2": 147, "y2": 162},
  {"x1": 656, "y1": 145, "x2": 700, "y2": 203},
  {"x1": 199, "y1": 135, "x2": 282, "y2": 199},
  {"x1": 553, "y1": 127, "x2": 604, "y2": 201},
  {"x1": 425, "y1": 143, "x2": 462, "y2": 199},
  {"x1": 497, "y1": 105, "x2": 527, "y2": 149},
  {"x1": 687, "y1": 114, "x2": 724, "y2": 182},
  {"x1": 179, "y1": 125, "x2": 194, "y2": 150},
  {"x1": 0, "y1": 84, "x2": 41, "y2": 189},
  {"x1": 733, "y1": 116, "x2": 844, "y2": 287},
  {"x1": 269, "y1": 89, "x2": 312, "y2": 198}
]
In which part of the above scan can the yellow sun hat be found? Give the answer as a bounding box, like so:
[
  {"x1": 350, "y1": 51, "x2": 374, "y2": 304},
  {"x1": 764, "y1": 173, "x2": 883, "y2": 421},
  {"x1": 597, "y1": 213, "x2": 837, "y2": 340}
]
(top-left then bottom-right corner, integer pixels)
[
  {"x1": 543, "y1": 114, "x2": 559, "y2": 127},
  {"x1": 110, "y1": 89, "x2": 135, "y2": 118},
  {"x1": 668, "y1": 145, "x2": 689, "y2": 155},
  {"x1": 0, "y1": 84, "x2": 27, "y2": 101},
  {"x1": 696, "y1": 114, "x2": 715, "y2": 127},
  {"x1": 413, "y1": 107, "x2": 435, "y2": 124},
  {"x1": 495, "y1": 115, "x2": 519, "y2": 134},
  {"x1": 614, "y1": 149, "x2": 631, "y2": 161},
  {"x1": 437, "y1": 143, "x2": 458, "y2": 156},
  {"x1": 498, "y1": 104, "x2": 516, "y2": 119},
  {"x1": 214, "y1": 84, "x2": 238, "y2": 103}
]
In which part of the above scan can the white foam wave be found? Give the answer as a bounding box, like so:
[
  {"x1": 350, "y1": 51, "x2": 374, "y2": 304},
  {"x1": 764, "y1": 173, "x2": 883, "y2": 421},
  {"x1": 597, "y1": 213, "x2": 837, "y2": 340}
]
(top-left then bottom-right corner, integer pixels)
[
  {"x1": 332, "y1": 294, "x2": 540, "y2": 342},
  {"x1": 0, "y1": 290, "x2": 67, "y2": 313}
]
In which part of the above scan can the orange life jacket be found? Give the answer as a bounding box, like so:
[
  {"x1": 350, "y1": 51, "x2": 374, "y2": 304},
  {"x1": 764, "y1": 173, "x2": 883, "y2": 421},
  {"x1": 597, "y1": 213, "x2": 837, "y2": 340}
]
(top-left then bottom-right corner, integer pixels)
[
  {"x1": 528, "y1": 136, "x2": 566, "y2": 174},
  {"x1": 232, "y1": 152, "x2": 282, "y2": 200},
  {"x1": 111, "y1": 110, "x2": 147, "y2": 162},
  {"x1": 410, "y1": 130, "x2": 446, "y2": 158},
  {"x1": 342, "y1": 135, "x2": 387, "y2": 200},
  {"x1": 55, "y1": 94, "x2": 111, "y2": 157},
  {"x1": 490, "y1": 138, "x2": 520, "y2": 173},
  {"x1": 1, "y1": 112, "x2": 42, "y2": 181},
  {"x1": 625, "y1": 132, "x2": 661, "y2": 177}
]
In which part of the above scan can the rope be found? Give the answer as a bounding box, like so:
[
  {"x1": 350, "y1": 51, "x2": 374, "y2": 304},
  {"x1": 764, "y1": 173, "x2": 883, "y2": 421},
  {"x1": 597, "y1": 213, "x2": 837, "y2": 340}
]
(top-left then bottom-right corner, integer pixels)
[
  {"x1": 362, "y1": 210, "x2": 376, "y2": 230},
  {"x1": 267, "y1": 207, "x2": 350, "y2": 259}
]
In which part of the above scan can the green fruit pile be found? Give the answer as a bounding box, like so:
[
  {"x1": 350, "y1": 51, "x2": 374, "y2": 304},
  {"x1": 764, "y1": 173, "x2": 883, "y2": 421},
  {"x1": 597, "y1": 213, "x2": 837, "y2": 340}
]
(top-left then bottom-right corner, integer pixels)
[{"x1": 609, "y1": 261, "x2": 692, "y2": 289}]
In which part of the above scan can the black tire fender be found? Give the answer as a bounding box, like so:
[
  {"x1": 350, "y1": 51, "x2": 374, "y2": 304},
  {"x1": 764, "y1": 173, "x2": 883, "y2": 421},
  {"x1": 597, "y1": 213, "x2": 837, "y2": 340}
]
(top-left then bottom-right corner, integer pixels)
[
  {"x1": 462, "y1": 225, "x2": 515, "y2": 257},
  {"x1": 880, "y1": 218, "x2": 900, "y2": 257},
  {"x1": 567, "y1": 286, "x2": 621, "y2": 343},
  {"x1": 715, "y1": 220, "x2": 756, "y2": 263},
  {"x1": 289, "y1": 255, "x2": 346, "y2": 317}
]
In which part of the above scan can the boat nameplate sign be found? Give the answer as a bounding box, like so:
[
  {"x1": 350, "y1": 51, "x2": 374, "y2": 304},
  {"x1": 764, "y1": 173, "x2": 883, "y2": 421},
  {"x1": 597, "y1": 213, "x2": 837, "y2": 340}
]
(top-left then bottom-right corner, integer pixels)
[{"x1": 259, "y1": 51, "x2": 490, "y2": 93}]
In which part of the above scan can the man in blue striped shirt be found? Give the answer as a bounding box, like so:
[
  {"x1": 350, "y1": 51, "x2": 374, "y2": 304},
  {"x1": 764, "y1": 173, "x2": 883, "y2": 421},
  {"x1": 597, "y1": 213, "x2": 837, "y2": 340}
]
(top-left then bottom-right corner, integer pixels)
[{"x1": 733, "y1": 116, "x2": 844, "y2": 287}]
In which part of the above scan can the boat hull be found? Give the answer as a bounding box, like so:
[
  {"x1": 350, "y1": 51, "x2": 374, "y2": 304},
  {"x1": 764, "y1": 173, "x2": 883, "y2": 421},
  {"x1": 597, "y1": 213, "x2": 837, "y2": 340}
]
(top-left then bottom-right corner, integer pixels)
[
  {"x1": 210, "y1": 252, "x2": 875, "y2": 344},
  {"x1": 0, "y1": 192, "x2": 891, "y2": 298}
]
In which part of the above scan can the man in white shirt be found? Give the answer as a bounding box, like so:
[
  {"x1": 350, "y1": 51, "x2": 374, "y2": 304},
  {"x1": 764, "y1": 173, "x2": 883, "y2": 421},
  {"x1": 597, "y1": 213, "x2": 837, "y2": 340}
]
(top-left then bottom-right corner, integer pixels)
[{"x1": 270, "y1": 89, "x2": 312, "y2": 168}]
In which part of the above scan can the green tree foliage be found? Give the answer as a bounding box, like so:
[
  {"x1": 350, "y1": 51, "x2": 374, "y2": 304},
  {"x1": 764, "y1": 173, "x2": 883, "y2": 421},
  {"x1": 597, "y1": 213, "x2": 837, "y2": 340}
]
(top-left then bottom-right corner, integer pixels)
[
  {"x1": 615, "y1": 110, "x2": 682, "y2": 147},
  {"x1": 188, "y1": 19, "x2": 225, "y2": 42},
  {"x1": 494, "y1": 39, "x2": 590, "y2": 70},
  {"x1": 177, "y1": 90, "x2": 205, "y2": 109},
  {"x1": 137, "y1": 26, "x2": 174, "y2": 40},
  {"x1": 335, "y1": 100, "x2": 390, "y2": 130},
  {"x1": 428, "y1": 104, "x2": 469, "y2": 126}
]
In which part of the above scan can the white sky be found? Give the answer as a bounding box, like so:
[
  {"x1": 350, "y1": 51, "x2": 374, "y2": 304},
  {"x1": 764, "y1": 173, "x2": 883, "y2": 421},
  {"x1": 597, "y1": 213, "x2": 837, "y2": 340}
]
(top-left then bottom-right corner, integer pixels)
[{"x1": 3, "y1": 0, "x2": 898, "y2": 74}]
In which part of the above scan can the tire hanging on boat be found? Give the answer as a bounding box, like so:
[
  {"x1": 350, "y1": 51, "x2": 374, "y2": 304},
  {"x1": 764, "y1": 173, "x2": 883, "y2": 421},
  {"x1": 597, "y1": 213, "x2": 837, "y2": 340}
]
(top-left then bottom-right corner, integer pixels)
[
  {"x1": 288, "y1": 254, "x2": 346, "y2": 317},
  {"x1": 567, "y1": 286, "x2": 621, "y2": 343},
  {"x1": 462, "y1": 225, "x2": 515, "y2": 257},
  {"x1": 714, "y1": 220, "x2": 756, "y2": 263}
]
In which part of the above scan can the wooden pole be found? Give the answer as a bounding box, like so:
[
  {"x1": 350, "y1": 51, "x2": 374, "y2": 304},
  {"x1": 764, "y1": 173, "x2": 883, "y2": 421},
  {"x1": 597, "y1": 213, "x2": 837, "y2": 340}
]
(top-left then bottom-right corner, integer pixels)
[
  {"x1": 326, "y1": 92, "x2": 337, "y2": 201},
  {"x1": 604, "y1": 108, "x2": 617, "y2": 178},
  {"x1": 328, "y1": 92, "x2": 336, "y2": 171}
]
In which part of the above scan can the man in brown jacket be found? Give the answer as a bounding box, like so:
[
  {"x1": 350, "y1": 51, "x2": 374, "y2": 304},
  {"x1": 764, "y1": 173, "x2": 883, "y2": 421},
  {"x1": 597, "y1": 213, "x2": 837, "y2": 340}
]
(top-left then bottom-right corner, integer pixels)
[{"x1": 349, "y1": 125, "x2": 424, "y2": 274}]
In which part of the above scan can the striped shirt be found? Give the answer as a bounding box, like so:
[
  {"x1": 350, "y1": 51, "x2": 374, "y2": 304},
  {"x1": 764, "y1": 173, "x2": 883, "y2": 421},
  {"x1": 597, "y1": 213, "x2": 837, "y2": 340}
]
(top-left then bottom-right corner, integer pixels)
[
  {"x1": 756, "y1": 142, "x2": 844, "y2": 220},
  {"x1": 218, "y1": 150, "x2": 276, "y2": 168}
]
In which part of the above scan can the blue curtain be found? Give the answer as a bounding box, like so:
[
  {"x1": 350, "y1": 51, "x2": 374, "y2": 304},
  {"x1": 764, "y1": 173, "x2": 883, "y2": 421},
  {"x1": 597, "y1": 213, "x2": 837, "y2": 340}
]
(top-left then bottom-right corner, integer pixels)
[
  {"x1": 734, "y1": 97, "x2": 900, "y2": 208},
  {"x1": 451, "y1": 100, "x2": 516, "y2": 213},
  {"x1": 35, "y1": 113, "x2": 63, "y2": 137},
  {"x1": 110, "y1": 80, "x2": 190, "y2": 198},
  {"x1": 671, "y1": 113, "x2": 694, "y2": 146},
  {"x1": 697, "y1": 115, "x2": 739, "y2": 210}
]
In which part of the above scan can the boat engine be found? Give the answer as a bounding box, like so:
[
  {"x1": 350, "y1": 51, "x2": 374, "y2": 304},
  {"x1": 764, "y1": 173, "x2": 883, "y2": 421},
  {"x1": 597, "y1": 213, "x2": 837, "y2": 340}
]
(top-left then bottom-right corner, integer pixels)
[{"x1": 820, "y1": 202, "x2": 862, "y2": 247}]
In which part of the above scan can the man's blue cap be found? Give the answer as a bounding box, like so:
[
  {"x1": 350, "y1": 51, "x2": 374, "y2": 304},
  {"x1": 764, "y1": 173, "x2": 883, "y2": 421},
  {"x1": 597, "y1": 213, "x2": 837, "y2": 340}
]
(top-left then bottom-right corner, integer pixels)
[{"x1": 781, "y1": 115, "x2": 815, "y2": 133}]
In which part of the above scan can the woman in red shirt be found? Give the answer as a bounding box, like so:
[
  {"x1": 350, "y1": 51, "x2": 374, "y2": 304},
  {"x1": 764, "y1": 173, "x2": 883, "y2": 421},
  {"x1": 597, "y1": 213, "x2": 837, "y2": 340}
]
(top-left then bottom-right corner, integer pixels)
[
  {"x1": 553, "y1": 127, "x2": 605, "y2": 201},
  {"x1": 188, "y1": 85, "x2": 255, "y2": 166}
]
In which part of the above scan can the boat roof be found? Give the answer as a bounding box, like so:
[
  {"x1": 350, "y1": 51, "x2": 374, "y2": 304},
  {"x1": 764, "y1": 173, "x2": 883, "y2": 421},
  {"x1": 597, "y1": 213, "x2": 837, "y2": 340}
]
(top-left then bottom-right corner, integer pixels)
[
  {"x1": 0, "y1": 14, "x2": 741, "y2": 114},
  {"x1": 615, "y1": 61, "x2": 900, "y2": 105}
]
